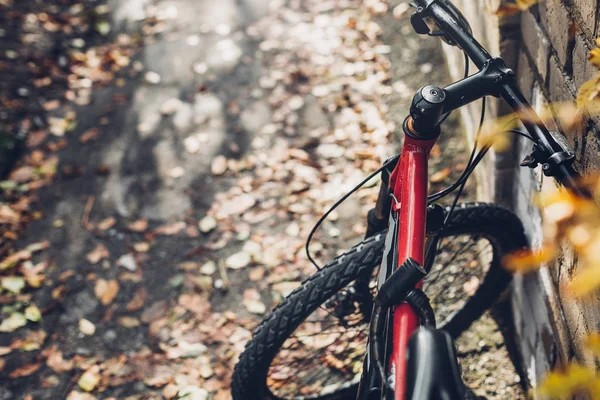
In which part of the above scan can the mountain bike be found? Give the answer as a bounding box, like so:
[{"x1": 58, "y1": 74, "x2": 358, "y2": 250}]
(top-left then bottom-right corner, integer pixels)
[{"x1": 231, "y1": 0, "x2": 587, "y2": 398}]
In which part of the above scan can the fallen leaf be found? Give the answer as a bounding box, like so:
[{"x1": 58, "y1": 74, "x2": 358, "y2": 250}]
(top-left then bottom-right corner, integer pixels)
[
  {"x1": 199, "y1": 215, "x2": 217, "y2": 233},
  {"x1": 79, "y1": 319, "x2": 96, "y2": 335},
  {"x1": 211, "y1": 156, "x2": 227, "y2": 175},
  {"x1": 24, "y1": 305, "x2": 41, "y2": 322},
  {"x1": 430, "y1": 167, "x2": 451, "y2": 183},
  {"x1": 0, "y1": 205, "x2": 20, "y2": 224},
  {"x1": 225, "y1": 252, "x2": 251, "y2": 269},
  {"x1": 133, "y1": 242, "x2": 150, "y2": 252},
  {"x1": 94, "y1": 279, "x2": 119, "y2": 305},
  {"x1": 97, "y1": 217, "x2": 116, "y2": 230},
  {"x1": 0, "y1": 241, "x2": 49, "y2": 270},
  {"x1": 127, "y1": 219, "x2": 148, "y2": 232},
  {"x1": 19, "y1": 330, "x2": 46, "y2": 351},
  {"x1": 21, "y1": 261, "x2": 46, "y2": 288},
  {"x1": 66, "y1": 391, "x2": 96, "y2": 400},
  {"x1": 117, "y1": 253, "x2": 137, "y2": 271},
  {"x1": 118, "y1": 316, "x2": 140, "y2": 327},
  {"x1": 153, "y1": 221, "x2": 186, "y2": 235},
  {"x1": 493, "y1": 0, "x2": 538, "y2": 16},
  {"x1": 243, "y1": 288, "x2": 266, "y2": 314},
  {"x1": 126, "y1": 287, "x2": 148, "y2": 311},
  {"x1": 2, "y1": 276, "x2": 26, "y2": 294},
  {"x1": 8, "y1": 363, "x2": 41, "y2": 378},
  {"x1": 78, "y1": 365, "x2": 101, "y2": 392},
  {"x1": 141, "y1": 301, "x2": 167, "y2": 323},
  {"x1": 200, "y1": 261, "x2": 217, "y2": 275},
  {"x1": 86, "y1": 244, "x2": 109, "y2": 264},
  {"x1": 178, "y1": 294, "x2": 211, "y2": 315},
  {"x1": 47, "y1": 347, "x2": 74, "y2": 373},
  {"x1": 80, "y1": 128, "x2": 100, "y2": 144}
]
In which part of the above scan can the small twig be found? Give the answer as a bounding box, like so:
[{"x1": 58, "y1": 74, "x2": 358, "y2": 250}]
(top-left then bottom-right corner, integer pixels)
[
  {"x1": 81, "y1": 195, "x2": 105, "y2": 238},
  {"x1": 218, "y1": 260, "x2": 231, "y2": 288},
  {"x1": 183, "y1": 244, "x2": 208, "y2": 259},
  {"x1": 81, "y1": 195, "x2": 94, "y2": 230}
]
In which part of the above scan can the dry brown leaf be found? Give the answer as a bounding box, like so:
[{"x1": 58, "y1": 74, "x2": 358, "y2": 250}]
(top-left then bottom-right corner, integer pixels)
[
  {"x1": 141, "y1": 301, "x2": 167, "y2": 323},
  {"x1": 0, "y1": 241, "x2": 49, "y2": 270},
  {"x1": 243, "y1": 288, "x2": 266, "y2": 314},
  {"x1": 86, "y1": 244, "x2": 109, "y2": 264},
  {"x1": 178, "y1": 294, "x2": 211, "y2": 316},
  {"x1": 94, "y1": 279, "x2": 119, "y2": 305},
  {"x1": 97, "y1": 217, "x2": 116, "y2": 230},
  {"x1": 46, "y1": 348, "x2": 75, "y2": 373},
  {"x1": 127, "y1": 219, "x2": 148, "y2": 232},
  {"x1": 80, "y1": 128, "x2": 100, "y2": 144},
  {"x1": 8, "y1": 363, "x2": 42, "y2": 378},
  {"x1": 0, "y1": 205, "x2": 20, "y2": 224},
  {"x1": 20, "y1": 261, "x2": 46, "y2": 288},
  {"x1": 18, "y1": 330, "x2": 47, "y2": 351},
  {"x1": 429, "y1": 167, "x2": 451, "y2": 183},
  {"x1": 126, "y1": 287, "x2": 148, "y2": 311}
]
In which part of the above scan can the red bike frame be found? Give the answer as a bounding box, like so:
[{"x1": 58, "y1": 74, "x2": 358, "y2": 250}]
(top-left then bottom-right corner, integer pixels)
[{"x1": 387, "y1": 129, "x2": 438, "y2": 400}]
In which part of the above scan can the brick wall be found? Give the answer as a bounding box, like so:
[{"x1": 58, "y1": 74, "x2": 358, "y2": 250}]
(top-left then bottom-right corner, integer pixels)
[{"x1": 442, "y1": 0, "x2": 600, "y2": 393}]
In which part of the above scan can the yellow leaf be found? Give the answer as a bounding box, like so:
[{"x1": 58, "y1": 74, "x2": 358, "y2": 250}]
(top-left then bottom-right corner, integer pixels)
[
  {"x1": 577, "y1": 74, "x2": 600, "y2": 115},
  {"x1": 567, "y1": 265, "x2": 600, "y2": 298},
  {"x1": 589, "y1": 48, "x2": 600, "y2": 69},
  {"x1": 537, "y1": 363, "x2": 597, "y2": 399},
  {"x1": 493, "y1": 3, "x2": 523, "y2": 16},
  {"x1": 78, "y1": 365, "x2": 100, "y2": 392},
  {"x1": 585, "y1": 332, "x2": 600, "y2": 356},
  {"x1": 493, "y1": 0, "x2": 539, "y2": 16},
  {"x1": 503, "y1": 246, "x2": 557, "y2": 273}
]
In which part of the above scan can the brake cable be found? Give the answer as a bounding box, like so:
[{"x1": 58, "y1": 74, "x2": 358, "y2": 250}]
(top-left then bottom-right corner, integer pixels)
[{"x1": 306, "y1": 155, "x2": 399, "y2": 271}]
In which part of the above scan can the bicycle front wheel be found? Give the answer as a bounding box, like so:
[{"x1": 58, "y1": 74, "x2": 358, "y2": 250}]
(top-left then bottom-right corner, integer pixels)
[{"x1": 231, "y1": 203, "x2": 528, "y2": 400}]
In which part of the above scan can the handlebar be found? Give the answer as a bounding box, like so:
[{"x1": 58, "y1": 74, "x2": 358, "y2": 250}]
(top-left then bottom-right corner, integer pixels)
[{"x1": 408, "y1": 0, "x2": 587, "y2": 196}]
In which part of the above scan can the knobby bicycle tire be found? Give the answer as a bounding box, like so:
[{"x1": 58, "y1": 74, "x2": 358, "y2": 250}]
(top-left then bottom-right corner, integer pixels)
[{"x1": 231, "y1": 203, "x2": 528, "y2": 400}]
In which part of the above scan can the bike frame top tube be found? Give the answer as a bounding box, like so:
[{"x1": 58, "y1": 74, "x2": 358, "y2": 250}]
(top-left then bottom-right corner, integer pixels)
[{"x1": 388, "y1": 134, "x2": 438, "y2": 400}]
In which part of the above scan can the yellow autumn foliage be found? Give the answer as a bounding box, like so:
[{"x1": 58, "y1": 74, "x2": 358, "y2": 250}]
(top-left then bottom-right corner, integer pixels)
[
  {"x1": 493, "y1": 0, "x2": 540, "y2": 16},
  {"x1": 536, "y1": 363, "x2": 599, "y2": 399}
]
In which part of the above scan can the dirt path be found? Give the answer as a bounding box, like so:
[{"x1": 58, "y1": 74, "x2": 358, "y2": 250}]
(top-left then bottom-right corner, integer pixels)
[{"x1": 0, "y1": 0, "x2": 522, "y2": 399}]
